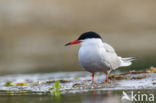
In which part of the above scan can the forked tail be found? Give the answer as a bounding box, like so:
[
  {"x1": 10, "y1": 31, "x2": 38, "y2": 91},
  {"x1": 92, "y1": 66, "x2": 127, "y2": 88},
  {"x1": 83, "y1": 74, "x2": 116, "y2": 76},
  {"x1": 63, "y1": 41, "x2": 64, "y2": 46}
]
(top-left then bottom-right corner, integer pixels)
[{"x1": 119, "y1": 57, "x2": 135, "y2": 67}]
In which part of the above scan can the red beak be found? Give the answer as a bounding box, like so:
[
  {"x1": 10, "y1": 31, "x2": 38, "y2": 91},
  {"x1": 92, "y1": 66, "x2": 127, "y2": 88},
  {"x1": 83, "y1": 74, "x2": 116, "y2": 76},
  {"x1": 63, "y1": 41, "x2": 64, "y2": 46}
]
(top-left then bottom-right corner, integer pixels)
[{"x1": 65, "y1": 40, "x2": 81, "y2": 46}]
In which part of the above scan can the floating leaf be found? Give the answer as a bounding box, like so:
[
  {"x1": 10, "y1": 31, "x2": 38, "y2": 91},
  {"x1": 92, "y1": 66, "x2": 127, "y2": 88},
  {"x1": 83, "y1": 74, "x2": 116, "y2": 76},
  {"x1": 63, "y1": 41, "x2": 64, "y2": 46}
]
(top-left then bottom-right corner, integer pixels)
[
  {"x1": 16, "y1": 82, "x2": 27, "y2": 86},
  {"x1": 5, "y1": 81, "x2": 13, "y2": 86}
]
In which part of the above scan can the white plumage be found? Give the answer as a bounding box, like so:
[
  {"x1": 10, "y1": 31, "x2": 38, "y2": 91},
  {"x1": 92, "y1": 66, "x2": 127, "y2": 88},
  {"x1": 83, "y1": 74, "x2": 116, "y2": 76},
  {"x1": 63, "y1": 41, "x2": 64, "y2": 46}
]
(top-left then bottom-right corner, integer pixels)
[
  {"x1": 65, "y1": 31, "x2": 135, "y2": 84},
  {"x1": 78, "y1": 38, "x2": 134, "y2": 73}
]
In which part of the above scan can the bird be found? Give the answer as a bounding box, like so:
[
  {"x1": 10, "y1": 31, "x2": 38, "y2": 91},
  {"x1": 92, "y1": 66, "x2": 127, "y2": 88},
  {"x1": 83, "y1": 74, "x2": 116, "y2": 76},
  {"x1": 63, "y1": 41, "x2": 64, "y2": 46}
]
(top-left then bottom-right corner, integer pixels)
[{"x1": 65, "y1": 31, "x2": 135, "y2": 84}]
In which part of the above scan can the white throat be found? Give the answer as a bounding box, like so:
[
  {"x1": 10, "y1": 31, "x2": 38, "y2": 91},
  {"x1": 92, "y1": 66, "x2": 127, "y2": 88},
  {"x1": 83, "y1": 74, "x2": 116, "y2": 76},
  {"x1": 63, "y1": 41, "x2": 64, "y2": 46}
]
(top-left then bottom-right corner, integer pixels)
[{"x1": 80, "y1": 38, "x2": 103, "y2": 47}]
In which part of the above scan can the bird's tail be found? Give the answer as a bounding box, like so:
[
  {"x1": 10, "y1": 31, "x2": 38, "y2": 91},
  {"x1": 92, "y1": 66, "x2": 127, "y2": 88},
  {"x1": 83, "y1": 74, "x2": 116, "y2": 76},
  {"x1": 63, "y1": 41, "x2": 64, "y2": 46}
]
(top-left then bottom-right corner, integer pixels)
[{"x1": 119, "y1": 57, "x2": 135, "y2": 67}]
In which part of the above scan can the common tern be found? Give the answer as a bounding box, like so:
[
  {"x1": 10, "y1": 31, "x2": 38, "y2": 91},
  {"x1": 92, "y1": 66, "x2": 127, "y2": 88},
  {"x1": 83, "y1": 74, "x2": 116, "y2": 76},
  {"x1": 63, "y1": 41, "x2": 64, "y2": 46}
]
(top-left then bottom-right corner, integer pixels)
[{"x1": 65, "y1": 31, "x2": 135, "y2": 84}]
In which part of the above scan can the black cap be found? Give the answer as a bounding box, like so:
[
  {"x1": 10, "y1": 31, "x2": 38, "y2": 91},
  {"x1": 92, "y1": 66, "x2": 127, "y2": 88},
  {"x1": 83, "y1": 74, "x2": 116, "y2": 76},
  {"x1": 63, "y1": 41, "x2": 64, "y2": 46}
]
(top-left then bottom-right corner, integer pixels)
[{"x1": 77, "y1": 31, "x2": 102, "y2": 40}]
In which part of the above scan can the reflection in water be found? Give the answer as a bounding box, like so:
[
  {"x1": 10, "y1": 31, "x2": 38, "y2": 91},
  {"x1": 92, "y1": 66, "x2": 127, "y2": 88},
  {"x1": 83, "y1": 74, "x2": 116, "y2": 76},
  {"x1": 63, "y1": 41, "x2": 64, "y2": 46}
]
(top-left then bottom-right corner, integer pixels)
[
  {"x1": 0, "y1": 90, "x2": 156, "y2": 103},
  {"x1": 50, "y1": 89, "x2": 60, "y2": 103},
  {"x1": 82, "y1": 88, "x2": 121, "y2": 103}
]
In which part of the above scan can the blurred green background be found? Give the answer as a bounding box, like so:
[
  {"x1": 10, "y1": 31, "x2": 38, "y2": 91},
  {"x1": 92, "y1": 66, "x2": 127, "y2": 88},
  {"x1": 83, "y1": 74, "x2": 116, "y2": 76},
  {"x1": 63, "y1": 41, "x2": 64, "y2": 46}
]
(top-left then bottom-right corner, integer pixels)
[{"x1": 0, "y1": 0, "x2": 156, "y2": 75}]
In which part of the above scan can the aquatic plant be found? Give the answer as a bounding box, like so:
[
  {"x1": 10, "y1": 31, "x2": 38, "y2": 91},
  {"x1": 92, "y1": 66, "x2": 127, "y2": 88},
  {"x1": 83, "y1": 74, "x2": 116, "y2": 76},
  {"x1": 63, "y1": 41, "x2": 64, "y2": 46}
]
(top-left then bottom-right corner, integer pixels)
[
  {"x1": 50, "y1": 80, "x2": 61, "y2": 89},
  {"x1": 49, "y1": 80, "x2": 61, "y2": 102},
  {"x1": 4, "y1": 81, "x2": 13, "y2": 86},
  {"x1": 16, "y1": 82, "x2": 27, "y2": 86}
]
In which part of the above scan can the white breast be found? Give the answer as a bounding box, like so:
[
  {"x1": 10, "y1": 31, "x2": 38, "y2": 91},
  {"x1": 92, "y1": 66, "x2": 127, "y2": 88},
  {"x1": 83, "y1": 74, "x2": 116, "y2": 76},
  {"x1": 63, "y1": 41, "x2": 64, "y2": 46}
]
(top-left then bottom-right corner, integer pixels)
[{"x1": 78, "y1": 39, "x2": 118, "y2": 73}]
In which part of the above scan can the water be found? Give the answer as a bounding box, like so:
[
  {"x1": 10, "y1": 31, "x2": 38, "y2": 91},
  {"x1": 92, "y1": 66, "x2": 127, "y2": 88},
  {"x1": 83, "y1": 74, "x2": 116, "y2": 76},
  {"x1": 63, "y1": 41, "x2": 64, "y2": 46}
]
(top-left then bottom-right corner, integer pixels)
[
  {"x1": 0, "y1": 70, "x2": 156, "y2": 103},
  {"x1": 0, "y1": 55, "x2": 156, "y2": 103},
  {"x1": 0, "y1": 89, "x2": 156, "y2": 103},
  {"x1": 0, "y1": 90, "x2": 121, "y2": 103}
]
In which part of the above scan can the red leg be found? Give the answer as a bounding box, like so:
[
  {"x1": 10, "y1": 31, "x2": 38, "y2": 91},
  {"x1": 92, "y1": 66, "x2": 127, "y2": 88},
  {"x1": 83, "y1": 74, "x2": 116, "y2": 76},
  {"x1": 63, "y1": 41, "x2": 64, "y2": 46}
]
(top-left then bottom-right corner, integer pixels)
[
  {"x1": 92, "y1": 72, "x2": 95, "y2": 84},
  {"x1": 105, "y1": 71, "x2": 109, "y2": 83}
]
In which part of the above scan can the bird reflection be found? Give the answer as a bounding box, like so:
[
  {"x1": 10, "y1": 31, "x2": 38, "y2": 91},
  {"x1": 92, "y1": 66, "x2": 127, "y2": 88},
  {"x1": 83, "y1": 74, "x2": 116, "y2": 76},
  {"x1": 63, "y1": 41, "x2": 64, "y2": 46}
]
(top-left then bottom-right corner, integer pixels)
[{"x1": 81, "y1": 88, "x2": 120, "y2": 103}]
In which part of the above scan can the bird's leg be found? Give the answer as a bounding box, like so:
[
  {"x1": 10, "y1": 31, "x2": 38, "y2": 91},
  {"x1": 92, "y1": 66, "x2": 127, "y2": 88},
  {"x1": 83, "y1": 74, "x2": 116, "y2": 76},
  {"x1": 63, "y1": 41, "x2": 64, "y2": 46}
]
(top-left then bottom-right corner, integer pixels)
[
  {"x1": 105, "y1": 71, "x2": 109, "y2": 83},
  {"x1": 92, "y1": 72, "x2": 95, "y2": 84}
]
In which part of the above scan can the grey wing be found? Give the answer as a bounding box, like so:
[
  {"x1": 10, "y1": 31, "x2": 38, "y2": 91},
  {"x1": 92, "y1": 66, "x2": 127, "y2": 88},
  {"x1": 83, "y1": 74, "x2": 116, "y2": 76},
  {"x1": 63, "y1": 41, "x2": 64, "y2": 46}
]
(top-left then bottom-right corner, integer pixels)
[
  {"x1": 103, "y1": 43, "x2": 116, "y2": 53},
  {"x1": 102, "y1": 43, "x2": 121, "y2": 70}
]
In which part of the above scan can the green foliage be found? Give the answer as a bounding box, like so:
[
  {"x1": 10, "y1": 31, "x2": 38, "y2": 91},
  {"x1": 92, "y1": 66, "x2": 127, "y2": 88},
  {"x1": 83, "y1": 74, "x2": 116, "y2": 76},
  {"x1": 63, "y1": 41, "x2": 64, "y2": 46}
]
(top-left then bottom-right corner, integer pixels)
[
  {"x1": 5, "y1": 81, "x2": 13, "y2": 86},
  {"x1": 50, "y1": 80, "x2": 61, "y2": 89},
  {"x1": 49, "y1": 80, "x2": 61, "y2": 102}
]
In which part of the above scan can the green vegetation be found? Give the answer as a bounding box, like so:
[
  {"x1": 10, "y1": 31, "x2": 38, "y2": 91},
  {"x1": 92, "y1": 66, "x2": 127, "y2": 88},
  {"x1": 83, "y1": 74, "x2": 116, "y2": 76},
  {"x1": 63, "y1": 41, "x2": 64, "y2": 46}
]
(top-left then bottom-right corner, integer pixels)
[
  {"x1": 50, "y1": 80, "x2": 62, "y2": 89},
  {"x1": 4, "y1": 81, "x2": 13, "y2": 86},
  {"x1": 49, "y1": 80, "x2": 62, "y2": 102}
]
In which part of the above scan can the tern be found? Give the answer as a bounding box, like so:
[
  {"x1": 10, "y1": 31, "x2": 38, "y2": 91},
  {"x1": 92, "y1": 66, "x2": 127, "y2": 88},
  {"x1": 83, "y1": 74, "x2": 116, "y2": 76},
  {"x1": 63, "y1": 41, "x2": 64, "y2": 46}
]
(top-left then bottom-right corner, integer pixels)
[{"x1": 65, "y1": 31, "x2": 135, "y2": 84}]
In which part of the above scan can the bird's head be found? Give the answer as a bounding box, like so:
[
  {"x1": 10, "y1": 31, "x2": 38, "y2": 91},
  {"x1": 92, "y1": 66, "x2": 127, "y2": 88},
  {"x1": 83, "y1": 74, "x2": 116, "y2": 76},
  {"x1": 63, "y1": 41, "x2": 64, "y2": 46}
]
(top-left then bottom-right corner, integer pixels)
[{"x1": 64, "y1": 31, "x2": 102, "y2": 46}]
